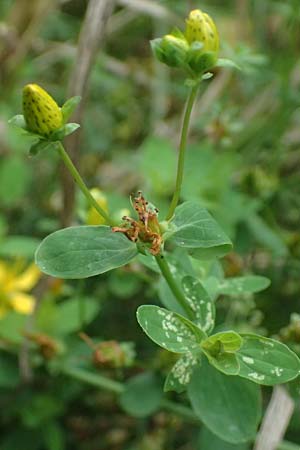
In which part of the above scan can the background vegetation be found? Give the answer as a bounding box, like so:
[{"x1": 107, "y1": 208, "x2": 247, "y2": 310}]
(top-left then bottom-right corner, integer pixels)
[{"x1": 0, "y1": 0, "x2": 300, "y2": 449}]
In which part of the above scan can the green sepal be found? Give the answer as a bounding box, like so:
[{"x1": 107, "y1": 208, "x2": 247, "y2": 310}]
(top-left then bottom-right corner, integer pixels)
[
  {"x1": 50, "y1": 123, "x2": 80, "y2": 141},
  {"x1": 29, "y1": 140, "x2": 57, "y2": 156},
  {"x1": 61, "y1": 96, "x2": 81, "y2": 123},
  {"x1": 188, "y1": 50, "x2": 218, "y2": 74},
  {"x1": 8, "y1": 115, "x2": 42, "y2": 139},
  {"x1": 217, "y1": 58, "x2": 241, "y2": 70}
]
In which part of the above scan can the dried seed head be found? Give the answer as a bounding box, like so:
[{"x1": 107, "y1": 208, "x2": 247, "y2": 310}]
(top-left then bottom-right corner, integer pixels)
[
  {"x1": 22, "y1": 84, "x2": 63, "y2": 137},
  {"x1": 185, "y1": 9, "x2": 219, "y2": 53}
]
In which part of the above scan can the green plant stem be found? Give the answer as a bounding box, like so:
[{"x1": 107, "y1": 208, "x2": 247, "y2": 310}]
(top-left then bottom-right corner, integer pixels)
[
  {"x1": 62, "y1": 366, "x2": 198, "y2": 423},
  {"x1": 56, "y1": 141, "x2": 114, "y2": 226},
  {"x1": 166, "y1": 84, "x2": 199, "y2": 221},
  {"x1": 155, "y1": 255, "x2": 194, "y2": 319}
]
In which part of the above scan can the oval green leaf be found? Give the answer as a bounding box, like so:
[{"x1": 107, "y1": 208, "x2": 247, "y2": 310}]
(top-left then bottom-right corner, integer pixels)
[
  {"x1": 237, "y1": 334, "x2": 300, "y2": 385},
  {"x1": 188, "y1": 359, "x2": 261, "y2": 444},
  {"x1": 218, "y1": 276, "x2": 270, "y2": 296},
  {"x1": 182, "y1": 276, "x2": 215, "y2": 332},
  {"x1": 35, "y1": 226, "x2": 138, "y2": 279},
  {"x1": 167, "y1": 201, "x2": 232, "y2": 259},
  {"x1": 120, "y1": 372, "x2": 163, "y2": 418},
  {"x1": 137, "y1": 305, "x2": 206, "y2": 353}
]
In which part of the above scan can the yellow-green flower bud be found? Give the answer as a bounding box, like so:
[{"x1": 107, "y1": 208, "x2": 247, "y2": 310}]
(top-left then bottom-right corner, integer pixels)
[
  {"x1": 23, "y1": 84, "x2": 63, "y2": 137},
  {"x1": 185, "y1": 9, "x2": 219, "y2": 53},
  {"x1": 86, "y1": 188, "x2": 108, "y2": 225},
  {"x1": 151, "y1": 34, "x2": 189, "y2": 68}
]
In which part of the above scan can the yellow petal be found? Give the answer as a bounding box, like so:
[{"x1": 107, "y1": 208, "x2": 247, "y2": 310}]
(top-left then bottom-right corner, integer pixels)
[
  {"x1": 13, "y1": 263, "x2": 41, "y2": 292},
  {"x1": 10, "y1": 292, "x2": 35, "y2": 315}
]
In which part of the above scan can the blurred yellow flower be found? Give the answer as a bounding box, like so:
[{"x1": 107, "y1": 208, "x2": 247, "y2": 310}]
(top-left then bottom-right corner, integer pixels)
[
  {"x1": 86, "y1": 188, "x2": 108, "y2": 225},
  {"x1": 0, "y1": 261, "x2": 41, "y2": 318}
]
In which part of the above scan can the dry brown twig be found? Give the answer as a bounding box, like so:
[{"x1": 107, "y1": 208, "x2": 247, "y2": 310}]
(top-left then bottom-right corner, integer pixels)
[
  {"x1": 61, "y1": 0, "x2": 116, "y2": 227},
  {"x1": 254, "y1": 386, "x2": 295, "y2": 450}
]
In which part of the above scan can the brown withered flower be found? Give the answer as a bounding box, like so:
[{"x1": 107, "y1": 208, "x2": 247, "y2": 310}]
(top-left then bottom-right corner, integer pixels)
[{"x1": 112, "y1": 191, "x2": 163, "y2": 255}]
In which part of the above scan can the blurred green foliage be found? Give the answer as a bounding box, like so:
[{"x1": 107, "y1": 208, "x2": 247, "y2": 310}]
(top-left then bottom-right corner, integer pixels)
[{"x1": 1, "y1": 0, "x2": 300, "y2": 449}]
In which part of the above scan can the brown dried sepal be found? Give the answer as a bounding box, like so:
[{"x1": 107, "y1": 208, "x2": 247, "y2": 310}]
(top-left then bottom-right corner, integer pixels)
[{"x1": 112, "y1": 191, "x2": 163, "y2": 255}]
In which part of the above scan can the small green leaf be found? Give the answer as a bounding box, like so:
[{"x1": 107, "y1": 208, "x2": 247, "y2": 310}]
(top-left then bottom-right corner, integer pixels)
[
  {"x1": 167, "y1": 201, "x2": 232, "y2": 259},
  {"x1": 237, "y1": 334, "x2": 300, "y2": 385},
  {"x1": 202, "y1": 331, "x2": 243, "y2": 354},
  {"x1": 206, "y1": 352, "x2": 240, "y2": 375},
  {"x1": 35, "y1": 226, "x2": 138, "y2": 279},
  {"x1": 182, "y1": 276, "x2": 215, "y2": 332},
  {"x1": 9, "y1": 114, "x2": 42, "y2": 138},
  {"x1": 61, "y1": 96, "x2": 81, "y2": 123},
  {"x1": 218, "y1": 276, "x2": 270, "y2": 296},
  {"x1": 50, "y1": 123, "x2": 80, "y2": 141},
  {"x1": 188, "y1": 359, "x2": 261, "y2": 444},
  {"x1": 201, "y1": 331, "x2": 242, "y2": 375},
  {"x1": 119, "y1": 372, "x2": 163, "y2": 418},
  {"x1": 136, "y1": 305, "x2": 206, "y2": 353},
  {"x1": 164, "y1": 353, "x2": 199, "y2": 393}
]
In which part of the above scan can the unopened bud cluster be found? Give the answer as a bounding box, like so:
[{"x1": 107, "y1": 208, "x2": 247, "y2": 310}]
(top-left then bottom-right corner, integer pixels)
[{"x1": 151, "y1": 9, "x2": 219, "y2": 76}]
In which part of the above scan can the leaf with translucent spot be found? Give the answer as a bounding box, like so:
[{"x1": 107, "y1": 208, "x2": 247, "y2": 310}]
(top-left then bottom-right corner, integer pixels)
[
  {"x1": 166, "y1": 201, "x2": 232, "y2": 259},
  {"x1": 136, "y1": 305, "x2": 206, "y2": 354},
  {"x1": 237, "y1": 334, "x2": 300, "y2": 385},
  {"x1": 164, "y1": 353, "x2": 199, "y2": 393},
  {"x1": 218, "y1": 276, "x2": 270, "y2": 296},
  {"x1": 182, "y1": 276, "x2": 215, "y2": 333}
]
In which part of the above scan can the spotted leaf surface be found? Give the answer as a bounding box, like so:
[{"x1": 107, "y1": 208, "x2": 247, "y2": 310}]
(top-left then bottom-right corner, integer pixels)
[
  {"x1": 217, "y1": 275, "x2": 270, "y2": 296},
  {"x1": 35, "y1": 226, "x2": 138, "y2": 279},
  {"x1": 23, "y1": 84, "x2": 63, "y2": 137},
  {"x1": 167, "y1": 201, "x2": 232, "y2": 259},
  {"x1": 137, "y1": 305, "x2": 206, "y2": 353},
  {"x1": 237, "y1": 334, "x2": 300, "y2": 385},
  {"x1": 164, "y1": 353, "x2": 199, "y2": 393},
  {"x1": 182, "y1": 276, "x2": 215, "y2": 332}
]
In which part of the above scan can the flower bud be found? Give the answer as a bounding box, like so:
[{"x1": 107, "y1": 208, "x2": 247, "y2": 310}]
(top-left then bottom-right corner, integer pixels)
[
  {"x1": 23, "y1": 84, "x2": 63, "y2": 137},
  {"x1": 151, "y1": 34, "x2": 189, "y2": 68},
  {"x1": 185, "y1": 9, "x2": 219, "y2": 53},
  {"x1": 86, "y1": 188, "x2": 108, "y2": 225}
]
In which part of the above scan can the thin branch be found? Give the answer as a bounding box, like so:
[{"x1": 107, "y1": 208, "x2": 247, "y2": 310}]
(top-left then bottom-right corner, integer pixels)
[
  {"x1": 117, "y1": 0, "x2": 180, "y2": 23},
  {"x1": 61, "y1": 0, "x2": 116, "y2": 227},
  {"x1": 254, "y1": 386, "x2": 295, "y2": 450}
]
